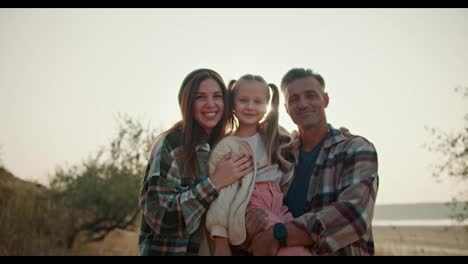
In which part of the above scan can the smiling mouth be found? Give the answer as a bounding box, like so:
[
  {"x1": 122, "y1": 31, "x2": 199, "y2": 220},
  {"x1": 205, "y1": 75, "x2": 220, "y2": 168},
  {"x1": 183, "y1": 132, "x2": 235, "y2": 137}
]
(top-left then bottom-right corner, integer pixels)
[{"x1": 203, "y1": 112, "x2": 218, "y2": 118}]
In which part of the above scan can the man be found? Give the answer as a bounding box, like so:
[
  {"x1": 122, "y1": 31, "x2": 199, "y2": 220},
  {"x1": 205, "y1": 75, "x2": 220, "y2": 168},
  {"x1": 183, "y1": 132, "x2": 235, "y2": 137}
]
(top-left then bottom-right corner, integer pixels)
[{"x1": 247, "y1": 68, "x2": 379, "y2": 256}]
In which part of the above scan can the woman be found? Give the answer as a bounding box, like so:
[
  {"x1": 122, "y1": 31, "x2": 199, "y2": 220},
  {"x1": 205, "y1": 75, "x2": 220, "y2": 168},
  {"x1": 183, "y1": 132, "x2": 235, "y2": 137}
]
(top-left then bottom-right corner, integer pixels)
[{"x1": 138, "y1": 68, "x2": 253, "y2": 256}]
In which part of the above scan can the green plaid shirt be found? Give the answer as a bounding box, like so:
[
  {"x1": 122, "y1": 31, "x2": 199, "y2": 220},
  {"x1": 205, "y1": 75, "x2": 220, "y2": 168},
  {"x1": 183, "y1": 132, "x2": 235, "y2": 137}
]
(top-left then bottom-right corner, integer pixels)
[{"x1": 138, "y1": 129, "x2": 219, "y2": 255}]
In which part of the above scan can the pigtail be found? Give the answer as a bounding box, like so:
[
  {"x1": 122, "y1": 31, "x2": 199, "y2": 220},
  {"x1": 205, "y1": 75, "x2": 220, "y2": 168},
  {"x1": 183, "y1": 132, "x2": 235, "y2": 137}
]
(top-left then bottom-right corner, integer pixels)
[
  {"x1": 227, "y1": 79, "x2": 239, "y2": 131},
  {"x1": 260, "y1": 83, "x2": 280, "y2": 166}
]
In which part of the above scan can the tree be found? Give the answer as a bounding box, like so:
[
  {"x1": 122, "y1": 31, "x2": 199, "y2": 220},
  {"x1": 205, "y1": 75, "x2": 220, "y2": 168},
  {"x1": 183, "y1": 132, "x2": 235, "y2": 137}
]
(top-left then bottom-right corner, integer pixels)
[
  {"x1": 50, "y1": 114, "x2": 159, "y2": 248},
  {"x1": 425, "y1": 86, "x2": 468, "y2": 227}
]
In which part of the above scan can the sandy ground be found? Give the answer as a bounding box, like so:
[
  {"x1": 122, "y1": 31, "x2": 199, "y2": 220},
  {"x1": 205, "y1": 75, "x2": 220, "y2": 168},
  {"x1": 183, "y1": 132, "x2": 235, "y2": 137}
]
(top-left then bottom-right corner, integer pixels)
[
  {"x1": 72, "y1": 226, "x2": 468, "y2": 256},
  {"x1": 374, "y1": 226, "x2": 468, "y2": 256},
  {"x1": 72, "y1": 229, "x2": 139, "y2": 256}
]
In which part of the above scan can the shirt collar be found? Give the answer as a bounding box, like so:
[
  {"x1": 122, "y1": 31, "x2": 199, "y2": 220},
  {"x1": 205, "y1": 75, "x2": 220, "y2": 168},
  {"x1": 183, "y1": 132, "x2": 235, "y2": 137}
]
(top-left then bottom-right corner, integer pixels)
[
  {"x1": 196, "y1": 142, "x2": 211, "y2": 153},
  {"x1": 323, "y1": 124, "x2": 348, "y2": 149}
]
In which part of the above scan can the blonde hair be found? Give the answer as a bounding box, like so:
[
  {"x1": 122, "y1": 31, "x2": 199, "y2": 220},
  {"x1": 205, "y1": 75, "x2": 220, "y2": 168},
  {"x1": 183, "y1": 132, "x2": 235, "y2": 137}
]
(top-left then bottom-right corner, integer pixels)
[{"x1": 228, "y1": 74, "x2": 294, "y2": 172}]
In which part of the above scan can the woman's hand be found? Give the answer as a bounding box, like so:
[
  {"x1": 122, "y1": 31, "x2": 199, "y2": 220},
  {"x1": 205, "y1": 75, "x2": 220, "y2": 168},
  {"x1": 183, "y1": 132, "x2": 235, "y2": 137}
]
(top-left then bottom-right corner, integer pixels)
[{"x1": 210, "y1": 153, "x2": 253, "y2": 190}]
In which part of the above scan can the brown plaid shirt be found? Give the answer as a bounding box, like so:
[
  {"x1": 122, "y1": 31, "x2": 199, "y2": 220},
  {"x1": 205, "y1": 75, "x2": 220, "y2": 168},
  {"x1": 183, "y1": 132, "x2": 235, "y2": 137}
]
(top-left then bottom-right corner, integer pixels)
[{"x1": 286, "y1": 125, "x2": 379, "y2": 255}]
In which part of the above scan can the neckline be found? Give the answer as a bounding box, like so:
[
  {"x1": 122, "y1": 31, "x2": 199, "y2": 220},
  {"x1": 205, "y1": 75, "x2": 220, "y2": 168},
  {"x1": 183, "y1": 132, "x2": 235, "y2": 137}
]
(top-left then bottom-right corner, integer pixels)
[{"x1": 233, "y1": 132, "x2": 260, "y2": 140}]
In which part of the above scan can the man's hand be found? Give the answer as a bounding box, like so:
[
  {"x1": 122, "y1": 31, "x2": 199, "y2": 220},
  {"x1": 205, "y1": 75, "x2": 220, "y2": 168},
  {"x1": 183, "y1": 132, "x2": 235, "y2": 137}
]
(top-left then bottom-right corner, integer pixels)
[
  {"x1": 238, "y1": 207, "x2": 270, "y2": 250},
  {"x1": 248, "y1": 227, "x2": 279, "y2": 256},
  {"x1": 245, "y1": 207, "x2": 269, "y2": 239},
  {"x1": 291, "y1": 130, "x2": 302, "y2": 150},
  {"x1": 339, "y1": 127, "x2": 350, "y2": 134}
]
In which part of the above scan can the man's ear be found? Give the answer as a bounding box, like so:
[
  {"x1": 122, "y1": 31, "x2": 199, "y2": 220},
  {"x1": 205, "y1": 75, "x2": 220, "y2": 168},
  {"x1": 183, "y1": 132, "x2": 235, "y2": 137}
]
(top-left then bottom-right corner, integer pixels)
[{"x1": 323, "y1": 92, "x2": 329, "y2": 108}]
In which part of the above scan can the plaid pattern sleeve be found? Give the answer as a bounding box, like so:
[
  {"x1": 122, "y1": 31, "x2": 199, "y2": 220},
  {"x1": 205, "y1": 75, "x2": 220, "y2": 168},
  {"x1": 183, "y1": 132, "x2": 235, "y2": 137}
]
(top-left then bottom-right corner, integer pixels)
[
  {"x1": 138, "y1": 131, "x2": 219, "y2": 255},
  {"x1": 293, "y1": 134, "x2": 379, "y2": 255}
]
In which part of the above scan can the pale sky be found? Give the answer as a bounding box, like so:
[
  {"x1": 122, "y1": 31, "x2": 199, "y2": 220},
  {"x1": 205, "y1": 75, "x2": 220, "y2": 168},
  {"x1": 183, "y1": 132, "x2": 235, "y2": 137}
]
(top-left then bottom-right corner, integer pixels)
[{"x1": 1, "y1": 8, "x2": 467, "y2": 205}]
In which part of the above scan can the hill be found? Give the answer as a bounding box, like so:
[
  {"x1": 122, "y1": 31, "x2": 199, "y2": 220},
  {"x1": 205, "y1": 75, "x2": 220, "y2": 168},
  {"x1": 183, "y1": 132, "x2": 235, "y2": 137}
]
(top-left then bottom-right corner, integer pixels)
[
  {"x1": 0, "y1": 167, "x2": 70, "y2": 255},
  {"x1": 0, "y1": 167, "x2": 138, "y2": 256},
  {"x1": 0, "y1": 167, "x2": 47, "y2": 195}
]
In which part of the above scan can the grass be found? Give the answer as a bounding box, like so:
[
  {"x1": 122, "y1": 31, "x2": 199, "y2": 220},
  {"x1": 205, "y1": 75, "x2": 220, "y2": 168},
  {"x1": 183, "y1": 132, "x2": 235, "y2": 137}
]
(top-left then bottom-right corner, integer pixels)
[{"x1": 0, "y1": 167, "x2": 69, "y2": 255}]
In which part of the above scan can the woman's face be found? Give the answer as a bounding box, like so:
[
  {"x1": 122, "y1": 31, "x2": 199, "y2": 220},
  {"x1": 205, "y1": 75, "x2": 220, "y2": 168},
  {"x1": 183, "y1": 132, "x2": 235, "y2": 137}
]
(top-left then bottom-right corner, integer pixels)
[{"x1": 193, "y1": 79, "x2": 224, "y2": 136}]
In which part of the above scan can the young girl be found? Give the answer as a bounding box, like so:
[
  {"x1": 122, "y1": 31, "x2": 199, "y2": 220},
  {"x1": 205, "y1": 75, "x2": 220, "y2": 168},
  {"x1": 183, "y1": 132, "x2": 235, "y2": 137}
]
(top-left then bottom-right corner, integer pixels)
[
  {"x1": 138, "y1": 69, "x2": 253, "y2": 256},
  {"x1": 205, "y1": 74, "x2": 311, "y2": 256}
]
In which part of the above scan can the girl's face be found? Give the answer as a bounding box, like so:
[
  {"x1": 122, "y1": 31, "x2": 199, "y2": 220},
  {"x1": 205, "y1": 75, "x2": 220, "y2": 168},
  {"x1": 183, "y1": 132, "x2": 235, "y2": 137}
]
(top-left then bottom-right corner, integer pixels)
[
  {"x1": 193, "y1": 79, "x2": 224, "y2": 136},
  {"x1": 234, "y1": 81, "x2": 269, "y2": 127}
]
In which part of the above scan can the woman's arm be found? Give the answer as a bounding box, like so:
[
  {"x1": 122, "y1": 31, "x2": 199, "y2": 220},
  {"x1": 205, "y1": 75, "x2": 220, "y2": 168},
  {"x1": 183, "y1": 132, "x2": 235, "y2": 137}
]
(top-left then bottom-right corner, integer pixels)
[{"x1": 139, "y1": 139, "x2": 219, "y2": 237}]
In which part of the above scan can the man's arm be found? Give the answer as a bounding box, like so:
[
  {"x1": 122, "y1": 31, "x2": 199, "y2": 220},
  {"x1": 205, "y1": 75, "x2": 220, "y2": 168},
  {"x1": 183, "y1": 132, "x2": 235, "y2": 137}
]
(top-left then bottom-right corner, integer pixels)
[
  {"x1": 248, "y1": 221, "x2": 314, "y2": 256},
  {"x1": 293, "y1": 137, "x2": 379, "y2": 254},
  {"x1": 249, "y1": 137, "x2": 378, "y2": 255}
]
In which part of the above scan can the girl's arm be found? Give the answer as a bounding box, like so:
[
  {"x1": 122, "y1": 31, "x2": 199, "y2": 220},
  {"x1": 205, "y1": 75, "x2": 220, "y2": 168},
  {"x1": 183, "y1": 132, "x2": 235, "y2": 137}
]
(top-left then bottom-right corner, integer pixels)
[
  {"x1": 205, "y1": 141, "x2": 240, "y2": 244},
  {"x1": 213, "y1": 237, "x2": 232, "y2": 256}
]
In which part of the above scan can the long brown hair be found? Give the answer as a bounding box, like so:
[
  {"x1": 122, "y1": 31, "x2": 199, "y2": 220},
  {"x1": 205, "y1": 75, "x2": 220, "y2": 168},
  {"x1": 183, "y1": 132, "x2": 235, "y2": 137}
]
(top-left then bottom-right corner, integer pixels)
[{"x1": 152, "y1": 69, "x2": 232, "y2": 180}]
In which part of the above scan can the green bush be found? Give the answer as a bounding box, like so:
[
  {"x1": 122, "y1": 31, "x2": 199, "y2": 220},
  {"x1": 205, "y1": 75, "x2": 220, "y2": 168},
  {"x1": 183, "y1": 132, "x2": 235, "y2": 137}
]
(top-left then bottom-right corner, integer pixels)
[{"x1": 49, "y1": 114, "x2": 158, "y2": 248}]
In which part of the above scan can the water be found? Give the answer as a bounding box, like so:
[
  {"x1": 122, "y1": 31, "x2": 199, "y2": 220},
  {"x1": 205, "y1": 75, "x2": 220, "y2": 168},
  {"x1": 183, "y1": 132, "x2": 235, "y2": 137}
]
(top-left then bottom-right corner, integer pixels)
[
  {"x1": 373, "y1": 202, "x2": 467, "y2": 226},
  {"x1": 373, "y1": 219, "x2": 467, "y2": 226}
]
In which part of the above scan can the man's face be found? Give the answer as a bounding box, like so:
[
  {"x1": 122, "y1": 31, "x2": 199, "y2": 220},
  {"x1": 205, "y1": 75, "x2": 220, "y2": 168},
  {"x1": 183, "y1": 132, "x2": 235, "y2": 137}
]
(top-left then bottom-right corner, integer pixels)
[{"x1": 284, "y1": 77, "x2": 329, "y2": 130}]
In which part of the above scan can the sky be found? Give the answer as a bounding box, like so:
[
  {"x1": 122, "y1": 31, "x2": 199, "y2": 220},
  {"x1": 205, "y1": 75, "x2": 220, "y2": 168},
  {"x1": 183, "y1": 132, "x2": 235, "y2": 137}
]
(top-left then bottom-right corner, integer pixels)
[{"x1": 1, "y1": 8, "x2": 467, "y2": 205}]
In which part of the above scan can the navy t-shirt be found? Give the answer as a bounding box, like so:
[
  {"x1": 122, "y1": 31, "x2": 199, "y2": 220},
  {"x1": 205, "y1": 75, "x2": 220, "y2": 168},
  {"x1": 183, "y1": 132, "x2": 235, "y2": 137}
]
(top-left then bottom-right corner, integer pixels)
[{"x1": 285, "y1": 139, "x2": 324, "y2": 218}]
